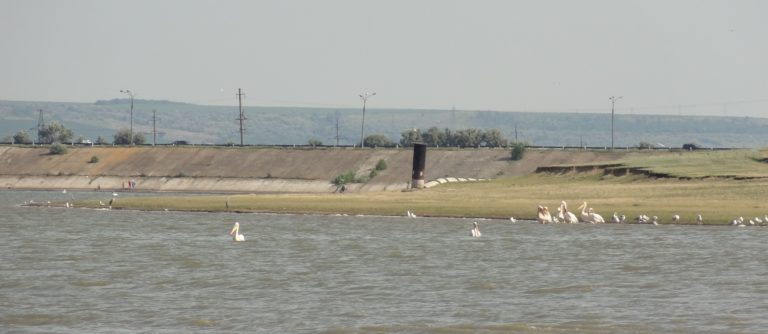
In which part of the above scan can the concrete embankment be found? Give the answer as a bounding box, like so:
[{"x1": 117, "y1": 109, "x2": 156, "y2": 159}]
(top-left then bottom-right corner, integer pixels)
[{"x1": 0, "y1": 146, "x2": 628, "y2": 193}]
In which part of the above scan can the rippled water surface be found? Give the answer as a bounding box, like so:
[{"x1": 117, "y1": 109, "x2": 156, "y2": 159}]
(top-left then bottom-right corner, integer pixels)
[{"x1": 2, "y1": 190, "x2": 768, "y2": 333}]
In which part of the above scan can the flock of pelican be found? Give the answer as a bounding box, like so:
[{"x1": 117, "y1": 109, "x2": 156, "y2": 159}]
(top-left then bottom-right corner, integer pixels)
[{"x1": 535, "y1": 201, "x2": 709, "y2": 226}]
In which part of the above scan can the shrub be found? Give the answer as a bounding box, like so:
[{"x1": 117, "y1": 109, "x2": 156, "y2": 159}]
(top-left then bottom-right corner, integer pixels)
[
  {"x1": 369, "y1": 169, "x2": 378, "y2": 179},
  {"x1": 49, "y1": 143, "x2": 68, "y2": 155},
  {"x1": 308, "y1": 139, "x2": 323, "y2": 147},
  {"x1": 510, "y1": 142, "x2": 526, "y2": 161},
  {"x1": 375, "y1": 159, "x2": 387, "y2": 171},
  {"x1": 89, "y1": 156, "x2": 99, "y2": 163},
  {"x1": 333, "y1": 171, "x2": 358, "y2": 186}
]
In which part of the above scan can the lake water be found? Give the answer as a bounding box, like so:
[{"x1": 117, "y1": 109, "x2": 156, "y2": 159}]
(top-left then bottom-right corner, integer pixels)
[{"x1": 2, "y1": 190, "x2": 767, "y2": 333}]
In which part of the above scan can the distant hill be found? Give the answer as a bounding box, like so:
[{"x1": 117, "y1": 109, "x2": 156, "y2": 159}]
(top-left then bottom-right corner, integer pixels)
[{"x1": 1, "y1": 99, "x2": 766, "y2": 148}]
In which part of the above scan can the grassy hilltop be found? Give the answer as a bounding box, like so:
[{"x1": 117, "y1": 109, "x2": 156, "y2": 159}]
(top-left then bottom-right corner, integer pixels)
[{"x1": 77, "y1": 148, "x2": 768, "y2": 225}]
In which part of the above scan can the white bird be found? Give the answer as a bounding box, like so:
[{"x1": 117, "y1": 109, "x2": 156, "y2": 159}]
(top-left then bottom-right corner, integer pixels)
[
  {"x1": 406, "y1": 210, "x2": 417, "y2": 218},
  {"x1": 754, "y1": 217, "x2": 763, "y2": 224},
  {"x1": 112, "y1": 192, "x2": 118, "y2": 197},
  {"x1": 749, "y1": 219, "x2": 755, "y2": 226},
  {"x1": 588, "y1": 208, "x2": 605, "y2": 224},
  {"x1": 536, "y1": 205, "x2": 551, "y2": 224},
  {"x1": 620, "y1": 214, "x2": 626, "y2": 224},
  {"x1": 696, "y1": 214, "x2": 703, "y2": 225},
  {"x1": 470, "y1": 222, "x2": 481, "y2": 237},
  {"x1": 672, "y1": 214, "x2": 680, "y2": 223},
  {"x1": 99, "y1": 201, "x2": 105, "y2": 206},
  {"x1": 509, "y1": 216, "x2": 517, "y2": 223},
  {"x1": 62, "y1": 189, "x2": 67, "y2": 194},
  {"x1": 558, "y1": 201, "x2": 579, "y2": 224},
  {"x1": 230, "y1": 222, "x2": 245, "y2": 242},
  {"x1": 611, "y1": 212, "x2": 620, "y2": 224},
  {"x1": 652, "y1": 216, "x2": 659, "y2": 225}
]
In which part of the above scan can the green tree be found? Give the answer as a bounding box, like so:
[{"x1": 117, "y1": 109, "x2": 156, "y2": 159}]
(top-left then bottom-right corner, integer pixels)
[
  {"x1": 113, "y1": 129, "x2": 146, "y2": 145},
  {"x1": 95, "y1": 136, "x2": 109, "y2": 145},
  {"x1": 364, "y1": 134, "x2": 393, "y2": 147},
  {"x1": 39, "y1": 121, "x2": 74, "y2": 144},
  {"x1": 399, "y1": 128, "x2": 421, "y2": 147},
  {"x1": 481, "y1": 129, "x2": 508, "y2": 147},
  {"x1": 13, "y1": 131, "x2": 32, "y2": 144},
  {"x1": 421, "y1": 127, "x2": 446, "y2": 147},
  {"x1": 308, "y1": 139, "x2": 323, "y2": 147}
]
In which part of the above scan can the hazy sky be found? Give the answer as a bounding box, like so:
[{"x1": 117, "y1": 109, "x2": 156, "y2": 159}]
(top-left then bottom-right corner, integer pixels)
[{"x1": 1, "y1": 0, "x2": 766, "y2": 116}]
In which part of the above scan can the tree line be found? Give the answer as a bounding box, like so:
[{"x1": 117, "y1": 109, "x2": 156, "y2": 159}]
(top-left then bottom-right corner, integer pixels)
[{"x1": 3, "y1": 122, "x2": 145, "y2": 145}]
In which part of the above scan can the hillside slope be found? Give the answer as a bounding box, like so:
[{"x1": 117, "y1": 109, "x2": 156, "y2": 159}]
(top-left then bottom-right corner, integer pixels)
[{"x1": 0, "y1": 146, "x2": 629, "y2": 193}]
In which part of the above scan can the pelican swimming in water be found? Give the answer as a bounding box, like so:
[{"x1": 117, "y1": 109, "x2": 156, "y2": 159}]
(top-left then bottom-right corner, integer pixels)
[
  {"x1": 470, "y1": 222, "x2": 481, "y2": 237},
  {"x1": 230, "y1": 222, "x2": 245, "y2": 241}
]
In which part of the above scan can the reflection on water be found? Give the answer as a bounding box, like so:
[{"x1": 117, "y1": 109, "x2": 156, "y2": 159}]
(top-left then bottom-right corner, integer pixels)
[{"x1": 1, "y1": 190, "x2": 767, "y2": 333}]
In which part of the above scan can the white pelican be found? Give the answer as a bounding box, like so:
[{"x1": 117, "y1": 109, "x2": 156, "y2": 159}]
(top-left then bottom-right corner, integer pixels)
[
  {"x1": 536, "y1": 205, "x2": 552, "y2": 224},
  {"x1": 558, "y1": 201, "x2": 579, "y2": 224},
  {"x1": 588, "y1": 208, "x2": 605, "y2": 224},
  {"x1": 470, "y1": 222, "x2": 481, "y2": 237},
  {"x1": 62, "y1": 189, "x2": 67, "y2": 194},
  {"x1": 611, "y1": 212, "x2": 620, "y2": 224},
  {"x1": 406, "y1": 210, "x2": 417, "y2": 218},
  {"x1": 230, "y1": 222, "x2": 245, "y2": 241},
  {"x1": 754, "y1": 217, "x2": 763, "y2": 224},
  {"x1": 577, "y1": 202, "x2": 591, "y2": 223},
  {"x1": 651, "y1": 216, "x2": 659, "y2": 225},
  {"x1": 509, "y1": 216, "x2": 517, "y2": 223},
  {"x1": 112, "y1": 192, "x2": 119, "y2": 197},
  {"x1": 672, "y1": 214, "x2": 680, "y2": 223},
  {"x1": 696, "y1": 214, "x2": 703, "y2": 225}
]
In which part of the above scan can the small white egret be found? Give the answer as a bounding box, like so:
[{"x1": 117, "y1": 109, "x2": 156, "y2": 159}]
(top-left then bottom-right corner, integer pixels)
[{"x1": 696, "y1": 214, "x2": 703, "y2": 225}]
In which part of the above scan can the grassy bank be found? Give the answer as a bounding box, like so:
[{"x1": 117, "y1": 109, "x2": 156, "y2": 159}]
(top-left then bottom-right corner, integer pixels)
[
  {"x1": 73, "y1": 149, "x2": 768, "y2": 225},
  {"x1": 78, "y1": 173, "x2": 768, "y2": 225}
]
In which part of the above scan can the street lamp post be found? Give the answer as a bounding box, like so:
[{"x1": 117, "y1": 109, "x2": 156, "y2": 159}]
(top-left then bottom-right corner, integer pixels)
[
  {"x1": 609, "y1": 95, "x2": 622, "y2": 149},
  {"x1": 359, "y1": 92, "x2": 376, "y2": 148},
  {"x1": 120, "y1": 90, "x2": 135, "y2": 145}
]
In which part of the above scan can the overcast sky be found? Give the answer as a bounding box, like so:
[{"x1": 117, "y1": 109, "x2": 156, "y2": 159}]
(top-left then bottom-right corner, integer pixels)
[{"x1": 1, "y1": 0, "x2": 766, "y2": 116}]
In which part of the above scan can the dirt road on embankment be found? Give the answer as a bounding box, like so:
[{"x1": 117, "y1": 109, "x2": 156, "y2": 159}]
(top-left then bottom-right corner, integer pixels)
[{"x1": 0, "y1": 146, "x2": 628, "y2": 193}]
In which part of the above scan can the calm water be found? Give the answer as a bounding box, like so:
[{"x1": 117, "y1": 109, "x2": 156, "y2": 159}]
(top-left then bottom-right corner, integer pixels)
[{"x1": 2, "y1": 190, "x2": 768, "y2": 333}]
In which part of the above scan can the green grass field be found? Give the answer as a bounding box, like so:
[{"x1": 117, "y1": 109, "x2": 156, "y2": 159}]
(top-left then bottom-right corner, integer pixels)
[{"x1": 77, "y1": 149, "x2": 768, "y2": 225}]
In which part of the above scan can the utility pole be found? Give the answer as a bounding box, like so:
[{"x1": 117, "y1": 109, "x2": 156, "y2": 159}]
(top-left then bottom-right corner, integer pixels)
[
  {"x1": 609, "y1": 96, "x2": 622, "y2": 150},
  {"x1": 514, "y1": 124, "x2": 518, "y2": 142},
  {"x1": 335, "y1": 115, "x2": 341, "y2": 147},
  {"x1": 359, "y1": 92, "x2": 376, "y2": 148},
  {"x1": 236, "y1": 88, "x2": 246, "y2": 146}
]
